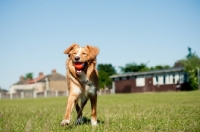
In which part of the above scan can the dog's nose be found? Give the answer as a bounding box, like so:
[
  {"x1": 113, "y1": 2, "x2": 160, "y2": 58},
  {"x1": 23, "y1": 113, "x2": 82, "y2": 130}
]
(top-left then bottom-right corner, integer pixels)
[{"x1": 75, "y1": 56, "x2": 80, "y2": 61}]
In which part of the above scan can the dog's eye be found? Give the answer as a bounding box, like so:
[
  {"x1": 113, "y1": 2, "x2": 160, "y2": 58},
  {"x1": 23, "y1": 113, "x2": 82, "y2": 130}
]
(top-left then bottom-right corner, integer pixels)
[{"x1": 83, "y1": 53, "x2": 87, "y2": 55}]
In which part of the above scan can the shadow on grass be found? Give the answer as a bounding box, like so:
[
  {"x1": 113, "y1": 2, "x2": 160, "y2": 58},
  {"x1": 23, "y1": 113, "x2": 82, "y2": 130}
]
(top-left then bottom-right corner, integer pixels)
[
  {"x1": 77, "y1": 117, "x2": 104, "y2": 125},
  {"x1": 62, "y1": 117, "x2": 104, "y2": 130}
]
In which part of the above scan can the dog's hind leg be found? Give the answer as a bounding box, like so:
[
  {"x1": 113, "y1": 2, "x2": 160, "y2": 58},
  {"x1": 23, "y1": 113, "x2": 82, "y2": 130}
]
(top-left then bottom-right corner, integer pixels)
[
  {"x1": 76, "y1": 98, "x2": 88, "y2": 125},
  {"x1": 90, "y1": 94, "x2": 97, "y2": 126},
  {"x1": 75, "y1": 103, "x2": 81, "y2": 115}
]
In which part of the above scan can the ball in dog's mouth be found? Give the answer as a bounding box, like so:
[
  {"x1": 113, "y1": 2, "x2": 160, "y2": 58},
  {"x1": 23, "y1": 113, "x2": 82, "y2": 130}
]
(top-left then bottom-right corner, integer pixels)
[{"x1": 74, "y1": 62, "x2": 85, "y2": 74}]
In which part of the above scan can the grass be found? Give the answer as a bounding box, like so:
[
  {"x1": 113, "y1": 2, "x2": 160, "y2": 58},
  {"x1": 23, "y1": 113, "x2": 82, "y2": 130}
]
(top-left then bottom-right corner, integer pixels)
[{"x1": 0, "y1": 91, "x2": 200, "y2": 132}]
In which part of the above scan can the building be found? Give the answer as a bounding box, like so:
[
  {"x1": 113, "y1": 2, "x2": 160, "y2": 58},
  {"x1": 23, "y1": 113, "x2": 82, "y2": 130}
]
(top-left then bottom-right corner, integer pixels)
[
  {"x1": 9, "y1": 72, "x2": 45, "y2": 94},
  {"x1": 9, "y1": 70, "x2": 67, "y2": 94},
  {"x1": 39, "y1": 69, "x2": 68, "y2": 91},
  {"x1": 0, "y1": 88, "x2": 8, "y2": 94},
  {"x1": 110, "y1": 67, "x2": 190, "y2": 93}
]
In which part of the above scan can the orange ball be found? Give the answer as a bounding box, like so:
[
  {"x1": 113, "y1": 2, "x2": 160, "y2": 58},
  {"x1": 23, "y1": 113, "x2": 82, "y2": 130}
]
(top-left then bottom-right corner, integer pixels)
[{"x1": 74, "y1": 62, "x2": 85, "y2": 70}]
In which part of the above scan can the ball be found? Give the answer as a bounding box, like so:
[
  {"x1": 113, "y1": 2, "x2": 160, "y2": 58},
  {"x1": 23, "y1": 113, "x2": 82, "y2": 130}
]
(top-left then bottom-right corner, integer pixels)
[{"x1": 74, "y1": 62, "x2": 85, "y2": 70}]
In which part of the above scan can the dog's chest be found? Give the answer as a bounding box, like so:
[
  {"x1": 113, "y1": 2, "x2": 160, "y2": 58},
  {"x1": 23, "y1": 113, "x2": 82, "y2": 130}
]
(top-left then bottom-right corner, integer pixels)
[
  {"x1": 84, "y1": 84, "x2": 95, "y2": 95},
  {"x1": 79, "y1": 73, "x2": 96, "y2": 95}
]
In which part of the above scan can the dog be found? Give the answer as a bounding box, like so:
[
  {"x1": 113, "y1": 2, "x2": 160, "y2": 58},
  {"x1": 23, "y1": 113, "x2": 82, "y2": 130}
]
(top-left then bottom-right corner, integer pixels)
[{"x1": 60, "y1": 43, "x2": 99, "y2": 126}]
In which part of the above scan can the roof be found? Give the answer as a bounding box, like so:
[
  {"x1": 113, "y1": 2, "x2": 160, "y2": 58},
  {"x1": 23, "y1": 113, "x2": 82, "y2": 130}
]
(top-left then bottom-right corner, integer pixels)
[
  {"x1": 28, "y1": 73, "x2": 45, "y2": 84},
  {"x1": 0, "y1": 89, "x2": 8, "y2": 92},
  {"x1": 13, "y1": 73, "x2": 45, "y2": 85},
  {"x1": 110, "y1": 67, "x2": 185, "y2": 79},
  {"x1": 39, "y1": 70, "x2": 66, "y2": 82},
  {"x1": 12, "y1": 70, "x2": 66, "y2": 87},
  {"x1": 13, "y1": 76, "x2": 27, "y2": 85}
]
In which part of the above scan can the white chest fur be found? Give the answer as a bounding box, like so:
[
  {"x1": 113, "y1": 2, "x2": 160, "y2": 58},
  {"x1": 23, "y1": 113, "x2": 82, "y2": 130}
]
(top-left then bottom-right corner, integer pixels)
[
  {"x1": 79, "y1": 72, "x2": 96, "y2": 95},
  {"x1": 70, "y1": 72, "x2": 96, "y2": 102},
  {"x1": 85, "y1": 83, "x2": 96, "y2": 95}
]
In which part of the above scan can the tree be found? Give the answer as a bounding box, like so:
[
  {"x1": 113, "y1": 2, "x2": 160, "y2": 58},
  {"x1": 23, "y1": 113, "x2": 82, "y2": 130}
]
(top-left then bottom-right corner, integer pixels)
[
  {"x1": 119, "y1": 62, "x2": 149, "y2": 73},
  {"x1": 97, "y1": 64, "x2": 117, "y2": 89},
  {"x1": 119, "y1": 62, "x2": 171, "y2": 73},
  {"x1": 180, "y1": 53, "x2": 200, "y2": 90},
  {"x1": 174, "y1": 60, "x2": 183, "y2": 67},
  {"x1": 149, "y1": 65, "x2": 171, "y2": 70},
  {"x1": 24, "y1": 73, "x2": 33, "y2": 80}
]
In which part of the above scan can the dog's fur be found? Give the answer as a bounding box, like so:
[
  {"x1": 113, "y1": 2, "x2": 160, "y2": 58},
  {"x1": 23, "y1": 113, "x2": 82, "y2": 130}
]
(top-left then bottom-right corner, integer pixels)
[{"x1": 60, "y1": 43, "x2": 99, "y2": 126}]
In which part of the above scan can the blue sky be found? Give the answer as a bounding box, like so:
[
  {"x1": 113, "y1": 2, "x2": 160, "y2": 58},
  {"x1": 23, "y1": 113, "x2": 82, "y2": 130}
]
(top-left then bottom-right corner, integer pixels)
[{"x1": 0, "y1": 0, "x2": 200, "y2": 90}]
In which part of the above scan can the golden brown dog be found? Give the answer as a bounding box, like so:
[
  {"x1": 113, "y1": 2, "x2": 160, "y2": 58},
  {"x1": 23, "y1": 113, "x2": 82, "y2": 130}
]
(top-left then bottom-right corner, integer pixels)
[{"x1": 60, "y1": 43, "x2": 99, "y2": 126}]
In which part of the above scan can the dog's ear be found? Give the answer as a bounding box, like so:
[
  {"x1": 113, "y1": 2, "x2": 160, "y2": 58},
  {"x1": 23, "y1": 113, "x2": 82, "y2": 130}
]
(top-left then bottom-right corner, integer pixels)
[
  {"x1": 64, "y1": 43, "x2": 79, "y2": 57},
  {"x1": 87, "y1": 45, "x2": 99, "y2": 59}
]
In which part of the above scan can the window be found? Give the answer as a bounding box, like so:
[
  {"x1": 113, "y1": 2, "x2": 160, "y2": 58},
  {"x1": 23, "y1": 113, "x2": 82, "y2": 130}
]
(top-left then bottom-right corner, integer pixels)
[
  {"x1": 122, "y1": 77, "x2": 127, "y2": 80},
  {"x1": 169, "y1": 75, "x2": 173, "y2": 84},
  {"x1": 153, "y1": 76, "x2": 158, "y2": 85},
  {"x1": 163, "y1": 75, "x2": 166, "y2": 84},
  {"x1": 179, "y1": 73, "x2": 184, "y2": 83},
  {"x1": 165, "y1": 75, "x2": 170, "y2": 84},
  {"x1": 114, "y1": 78, "x2": 120, "y2": 81},
  {"x1": 158, "y1": 76, "x2": 164, "y2": 85},
  {"x1": 130, "y1": 76, "x2": 135, "y2": 79},
  {"x1": 163, "y1": 75, "x2": 171, "y2": 84},
  {"x1": 175, "y1": 74, "x2": 179, "y2": 83},
  {"x1": 136, "y1": 76, "x2": 145, "y2": 87}
]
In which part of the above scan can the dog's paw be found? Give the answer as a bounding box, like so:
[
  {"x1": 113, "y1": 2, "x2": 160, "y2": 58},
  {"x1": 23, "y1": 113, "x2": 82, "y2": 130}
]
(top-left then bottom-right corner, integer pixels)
[
  {"x1": 75, "y1": 117, "x2": 83, "y2": 125},
  {"x1": 91, "y1": 119, "x2": 97, "y2": 126},
  {"x1": 60, "y1": 119, "x2": 70, "y2": 126}
]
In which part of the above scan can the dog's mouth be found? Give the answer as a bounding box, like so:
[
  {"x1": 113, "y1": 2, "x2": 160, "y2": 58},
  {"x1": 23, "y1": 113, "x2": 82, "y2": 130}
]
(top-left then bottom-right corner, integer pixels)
[{"x1": 74, "y1": 62, "x2": 86, "y2": 74}]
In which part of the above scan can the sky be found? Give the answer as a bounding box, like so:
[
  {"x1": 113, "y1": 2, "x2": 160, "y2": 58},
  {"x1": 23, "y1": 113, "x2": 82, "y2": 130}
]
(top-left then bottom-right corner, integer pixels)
[{"x1": 0, "y1": 0, "x2": 200, "y2": 90}]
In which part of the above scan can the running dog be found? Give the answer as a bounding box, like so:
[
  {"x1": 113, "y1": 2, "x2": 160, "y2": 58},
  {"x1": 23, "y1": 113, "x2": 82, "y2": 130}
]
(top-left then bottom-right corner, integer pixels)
[{"x1": 60, "y1": 43, "x2": 99, "y2": 126}]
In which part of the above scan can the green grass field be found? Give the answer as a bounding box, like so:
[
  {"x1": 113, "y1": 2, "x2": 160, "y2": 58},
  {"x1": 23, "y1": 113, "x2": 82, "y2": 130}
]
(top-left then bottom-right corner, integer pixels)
[{"x1": 0, "y1": 91, "x2": 200, "y2": 132}]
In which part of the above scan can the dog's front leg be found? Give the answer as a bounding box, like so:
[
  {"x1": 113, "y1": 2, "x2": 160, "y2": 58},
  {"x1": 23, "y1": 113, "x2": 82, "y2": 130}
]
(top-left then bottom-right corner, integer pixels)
[
  {"x1": 76, "y1": 98, "x2": 88, "y2": 125},
  {"x1": 60, "y1": 94, "x2": 77, "y2": 126},
  {"x1": 90, "y1": 94, "x2": 97, "y2": 126}
]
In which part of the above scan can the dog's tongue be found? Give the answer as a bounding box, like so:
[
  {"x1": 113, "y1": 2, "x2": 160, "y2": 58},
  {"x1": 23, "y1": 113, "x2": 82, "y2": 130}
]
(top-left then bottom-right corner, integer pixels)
[{"x1": 76, "y1": 70, "x2": 82, "y2": 74}]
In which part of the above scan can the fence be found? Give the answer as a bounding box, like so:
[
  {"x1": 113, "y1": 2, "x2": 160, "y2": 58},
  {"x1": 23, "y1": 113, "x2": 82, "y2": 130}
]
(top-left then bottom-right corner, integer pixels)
[
  {"x1": 0, "y1": 89, "x2": 112, "y2": 100},
  {"x1": 0, "y1": 91, "x2": 68, "y2": 99}
]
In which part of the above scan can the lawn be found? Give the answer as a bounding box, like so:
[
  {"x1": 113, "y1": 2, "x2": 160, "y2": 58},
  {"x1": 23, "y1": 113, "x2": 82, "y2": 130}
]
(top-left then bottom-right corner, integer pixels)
[{"x1": 0, "y1": 91, "x2": 200, "y2": 132}]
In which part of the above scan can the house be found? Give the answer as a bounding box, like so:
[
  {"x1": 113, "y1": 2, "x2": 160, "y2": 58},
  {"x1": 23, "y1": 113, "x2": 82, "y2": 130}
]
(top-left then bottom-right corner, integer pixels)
[
  {"x1": 0, "y1": 88, "x2": 8, "y2": 99},
  {"x1": 110, "y1": 67, "x2": 190, "y2": 94},
  {"x1": 9, "y1": 70, "x2": 68, "y2": 94},
  {"x1": 9, "y1": 72, "x2": 45, "y2": 94},
  {"x1": 38, "y1": 69, "x2": 68, "y2": 91},
  {"x1": 0, "y1": 88, "x2": 8, "y2": 94}
]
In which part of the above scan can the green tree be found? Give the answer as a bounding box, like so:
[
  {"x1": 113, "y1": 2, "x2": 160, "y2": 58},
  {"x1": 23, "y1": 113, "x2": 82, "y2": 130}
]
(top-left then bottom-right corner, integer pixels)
[
  {"x1": 24, "y1": 73, "x2": 33, "y2": 80},
  {"x1": 180, "y1": 54, "x2": 200, "y2": 90},
  {"x1": 97, "y1": 64, "x2": 116, "y2": 89},
  {"x1": 119, "y1": 62, "x2": 149, "y2": 73},
  {"x1": 150, "y1": 65, "x2": 171, "y2": 70}
]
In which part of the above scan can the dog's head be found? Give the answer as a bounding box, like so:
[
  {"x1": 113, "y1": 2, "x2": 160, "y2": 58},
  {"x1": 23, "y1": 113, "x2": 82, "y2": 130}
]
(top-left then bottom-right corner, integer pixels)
[{"x1": 64, "y1": 43, "x2": 99, "y2": 75}]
